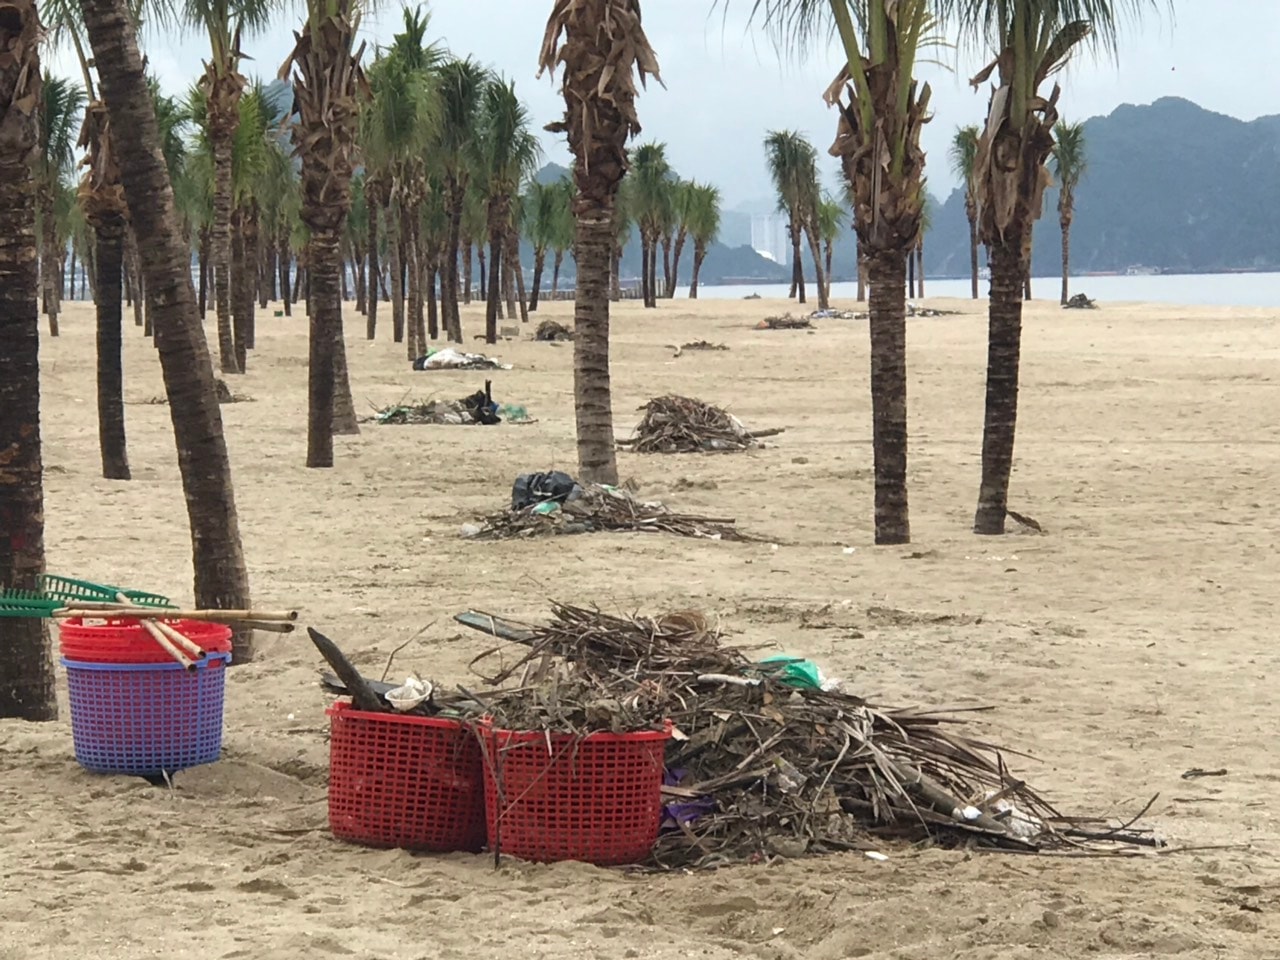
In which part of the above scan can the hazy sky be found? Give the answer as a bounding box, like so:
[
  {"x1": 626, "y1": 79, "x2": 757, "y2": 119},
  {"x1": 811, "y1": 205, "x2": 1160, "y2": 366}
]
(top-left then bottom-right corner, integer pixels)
[{"x1": 52, "y1": 0, "x2": 1275, "y2": 209}]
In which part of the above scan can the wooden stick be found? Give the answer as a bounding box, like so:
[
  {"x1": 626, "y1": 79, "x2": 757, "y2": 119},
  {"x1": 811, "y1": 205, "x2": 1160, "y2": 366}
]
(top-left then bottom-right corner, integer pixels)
[
  {"x1": 53, "y1": 605, "x2": 298, "y2": 624},
  {"x1": 155, "y1": 621, "x2": 205, "y2": 659},
  {"x1": 114, "y1": 593, "x2": 201, "y2": 667},
  {"x1": 307, "y1": 627, "x2": 386, "y2": 713}
]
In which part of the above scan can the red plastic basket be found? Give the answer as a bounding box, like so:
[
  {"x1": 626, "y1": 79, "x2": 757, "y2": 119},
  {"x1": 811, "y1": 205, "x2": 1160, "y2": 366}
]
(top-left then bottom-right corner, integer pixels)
[
  {"x1": 326, "y1": 701, "x2": 486, "y2": 852},
  {"x1": 481, "y1": 722, "x2": 671, "y2": 866},
  {"x1": 58, "y1": 617, "x2": 233, "y2": 664}
]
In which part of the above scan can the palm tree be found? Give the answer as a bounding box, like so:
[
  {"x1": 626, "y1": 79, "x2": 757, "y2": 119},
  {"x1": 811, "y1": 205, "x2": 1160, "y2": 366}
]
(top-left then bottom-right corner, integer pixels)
[
  {"x1": 36, "y1": 73, "x2": 85, "y2": 337},
  {"x1": 548, "y1": 175, "x2": 573, "y2": 298},
  {"x1": 815, "y1": 193, "x2": 846, "y2": 302},
  {"x1": 539, "y1": 0, "x2": 659, "y2": 485},
  {"x1": 477, "y1": 77, "x2": 540, "y2": 342},
  {"x1": 523, "y1": 180, "x2": 557, "y2": 311},
  {"x1": 77, "y1": 0, "x2": 254, "y2": 660},
  {"x1": 748, "y1": 1, "x2": 937, "y2": 545},
  {"x1": 631, "y1": 141, "x2": 672, "y2": 308},
  {"x1": 1052, "y1": 119, "x2": 1087, "y2": 305},
  {"x1": 280, "y1": 0, "x2": 367, "y2": 468},
  {"x1": 685, "y1": 181, "x2": 721, "y2": 299},
  {"x1": 0, "y1": 0, "x2": 57, "y2": 720},
  {"x1": 940, "y1": 0, "x2": 1161, "y2": 534},
  {"x1": 436, "y1": 57, "x2": 489, "y2": 343},
  {"x1": 77, "y1": 98, "x2": 131, "y2": 480},
  {"x1": 185, "y1": 0, "x2": 274, "y2": 375},
  {"x1": 666, "y1": 179, "x2": 695, "y2": 298},
  {"x1": 949, "y1": 124, "x2": 981, "y2": 300},
  {"x1": 763, "y1": 129, "x2": 826, "y2": 307}
]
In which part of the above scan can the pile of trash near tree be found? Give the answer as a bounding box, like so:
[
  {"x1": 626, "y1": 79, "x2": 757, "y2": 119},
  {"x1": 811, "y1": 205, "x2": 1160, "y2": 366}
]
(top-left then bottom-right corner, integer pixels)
[
  {"x1": 464, "y1": 471, "x2": 754, "y2": 541},
  {"x1": 668, "y1": 340, "x2": 729, "y2": 357},
  {"x1": 756, "y1": 314, "x2": 812, "y2": 330},
  {"x1": 1065, "y1": 293, "x2": 1097, "y2": 309},
  {"x1": 412, "y1": 347, "x2": 511, "y2": 371},
  {"x1": 371, "y1": 382, "x2": 530, "y2": 426},
  {"x1": 319, "y1": 603, "x2": 1163, "y2": 869},
  {"x1": 620, "y1": 395, "x2": 783, "y2": 453},
  {"x1": 534, "y1": 320, "x2": 574, "y2": 341}
]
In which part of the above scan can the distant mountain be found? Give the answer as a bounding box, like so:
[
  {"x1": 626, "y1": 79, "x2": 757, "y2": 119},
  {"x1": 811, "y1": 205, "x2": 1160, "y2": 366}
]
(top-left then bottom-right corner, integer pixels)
[{"x1": 925, "y1": 97, "x2": 1280, "y2": 278}]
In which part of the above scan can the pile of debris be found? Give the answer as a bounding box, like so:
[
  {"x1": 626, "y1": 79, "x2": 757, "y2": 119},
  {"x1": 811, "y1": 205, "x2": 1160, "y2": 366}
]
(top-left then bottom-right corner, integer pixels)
[
  {"x1": 670, "y1": 340, "x2": 729, "y2": 358},
  {"x1": 1064, "y1": 293, "x2": 1097, "y2": 310},
  {"x1": 412, "y1": 347, "x2": 510, "y2": 371},
  {"x1": 467, "y1": 472, "x2": 752, "y2": 542},
  {"x1": 756, "y1": 314, "x2": 811, "y2": 330},
  {"x1": 534, "y1": 320, "x2": 574, "y2": 341},
  {"x1": 808, "y1": 308, "x2": 858, "y2": 320},
  {"x1": 620, "y1": 395, "x2": 782, "y2": 453},
  {"x1": 450, "y1": 604, "x2": 1163, "y2": 868},
  {"x1": 371, "y1": 382, "x2": 503, "y2": 426}
]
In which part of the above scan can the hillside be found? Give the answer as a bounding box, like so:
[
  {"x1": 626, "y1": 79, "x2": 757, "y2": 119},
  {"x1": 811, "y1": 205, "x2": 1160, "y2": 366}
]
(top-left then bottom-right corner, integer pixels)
[{"x1": 925, "y1": 98, "x2": 1280, "y2": 277}]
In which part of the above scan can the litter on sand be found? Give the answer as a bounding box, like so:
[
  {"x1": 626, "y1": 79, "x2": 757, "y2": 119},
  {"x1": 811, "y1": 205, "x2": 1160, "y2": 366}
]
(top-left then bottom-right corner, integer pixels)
[
  {"x1": 1065, "y1": 293, "x2": 1098, "y2": 309},
  {"x1": 619, "y1": 395, "x2": 783, "y2": 453},
  {"x1": 669, "y1": 340, "x2": 729, "y2": 357},
  {"x1": 465, "y1": 473, "x2": 755, "y2": 541},
  {"x1": 368, "y1": 382, "x2": 529, "y2": 426},
  {"x1": 411, "y1": 347, "x2": 511, "y2": 371},
  {"x1": 756, "y1": 314, "x2": 812, "y2": 330},
  {"x1": 534, "y1": 320, "x2": 574, "y2": 341}
]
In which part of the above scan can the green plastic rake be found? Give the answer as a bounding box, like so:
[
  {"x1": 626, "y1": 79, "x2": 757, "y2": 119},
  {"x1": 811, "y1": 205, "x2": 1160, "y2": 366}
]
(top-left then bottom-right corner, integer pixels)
[{"x1": 0, "y1": 575, "x2": 171, "y2": 618}]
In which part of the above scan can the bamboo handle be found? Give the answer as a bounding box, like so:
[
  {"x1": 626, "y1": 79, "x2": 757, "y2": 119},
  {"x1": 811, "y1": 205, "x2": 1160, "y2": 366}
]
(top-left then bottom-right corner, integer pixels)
[
  {"x1": 54, "y1": 605, "x2": 299, "y2": 624},
  {"x1": 115, "y1": 593, "x2": 199, "y2": 668},
  {"x1": 155, "y1": 621, "x2": 205, "y2": 659}
]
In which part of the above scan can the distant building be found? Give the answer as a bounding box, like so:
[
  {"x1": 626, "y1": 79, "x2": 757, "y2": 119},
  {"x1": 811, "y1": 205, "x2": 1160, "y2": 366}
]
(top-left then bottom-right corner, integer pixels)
[{"x1": 750, "y1": 214, "x2": 789, "y2": 266}]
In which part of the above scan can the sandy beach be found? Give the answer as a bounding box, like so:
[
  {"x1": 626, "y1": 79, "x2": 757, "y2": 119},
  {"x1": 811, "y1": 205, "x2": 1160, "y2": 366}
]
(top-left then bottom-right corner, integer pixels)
[{"x1": 2, "y1": 293, "x2": 1279, "y2": 959}]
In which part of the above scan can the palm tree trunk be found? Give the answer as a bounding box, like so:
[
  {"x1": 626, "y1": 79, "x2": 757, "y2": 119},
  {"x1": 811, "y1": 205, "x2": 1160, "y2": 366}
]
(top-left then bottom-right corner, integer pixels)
[
  {"x1": 279, "y1": 234, "x2": 292, "y2": 316},
  {"x1": 866, "y1": 250, "x2": 909, "y2": 545},
  {"x1": 508, "y1": 228, "x2": 528, "y2": 322},
  {"x1": 1023, "y1": 268, "x2": 1032, "y2": 301},
  {"x1": 353, "y1": 245, "x2": 365, "y2": 314},
  {"x1": 529, "y1": 248, "x2": 545, "y2": 312},
  {"x1": 502, "y1": 235, "x2": 518, "y2": 322},
  {"x1": 974, "y1": 237, "x2": 1026, "y2": 536},
  {"x1": 660, "y1": 234, "x2": 672, "y2": 299},
  {"x1": 462, "y1": 240, "x2": 473, "y2": 304},
  {"x1": 389, "y1": 205, "x2": 405, "y2": 343},
  {"x1": 485, "y1": 229, "x2": 502, "y2": 344},
  {"x1": 126, "y1": 232, "x2": 144, "y2": 330},
  {"x1": 824, "y1": 241, "x2": 833, "y2": 301},
  {"x1": 791, "y1": 222, "x2": 806, "y2": 304},
  {"x1": 366, "y1": 200, "x2": 378, "y2": 337},
  {"x1": 552, "y1": 250, "x2": 563, "y2": 297},
  {"x1": 412, "y1": 225, "x2": 427, "y2": 353},
  {"x1": 476, "y1": 246, "x2": 486, "y2": 301},
  {"x1": 425, "y1": 259, "x2": 439, "y2": 340},
  {"x1": 197, "y1": 226, "x2": 210, "y2": 315},
  {"x1": 907, "y1": 248, "x2": 916, "y2": 298},
  {"x1": 669, "y1": 229, "x2": 686, "y2": 298},
  {"x1": 574, "y1": 210, "x2": 619, "y2": 484},
  {"x1": 405, "y1": 211, "x2": 422, "y2": 361},
  {"x1": 0, "y1": 10, "x2": 57, "y2": 718},
  {"x1": 230, "y1": 209, "x2": 248, "y2": 373},
  {"x1": 443, "y1": 181, "x2": 464, "y2": 342},
  {"x1": 639, "y1": 238, "x2": 651, "y2": 307},
  {"x1": 690, "y1": 247, "x2": 705, "y2": 299},
  {"x1": 95, "y1": 215, "x2": 130, "y2": 480},
  {"x1": 331, "y1": 306, "x2": 359, "y2": 436},
  {"x1": 67, "y1": 247, "x2": 77, "y2": 303},
  {"x1": 968, "y1": 214, "x2": 979, "y2": 300},
  {"x1": 916, "y1": 245, "x2": 925, "y2": 299},
  {"x1": 211, "y1": 122, "x2": 238, "y2": 373},
  {"x1": 41, "y1": 193, "x2": 60, "y2": 336},
  {"x1": 1060, "y1": 211, "x2": 1071, "y2": 305},
  {"x1": 80, "y1": 0, "x2": 253, "y2": 659},
  {"x1": 804, "y1": 225, "x2": 828, "y2": 310},
  {"x1": 306, "y1": 231, "x2": 339, "y2": 467}
]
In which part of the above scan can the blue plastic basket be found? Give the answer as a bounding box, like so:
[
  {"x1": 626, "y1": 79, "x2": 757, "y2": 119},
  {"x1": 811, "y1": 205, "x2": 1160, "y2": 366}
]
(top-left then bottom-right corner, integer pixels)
[{"x1": 61, "y1": 653, "x2": 230, "y2": 776}]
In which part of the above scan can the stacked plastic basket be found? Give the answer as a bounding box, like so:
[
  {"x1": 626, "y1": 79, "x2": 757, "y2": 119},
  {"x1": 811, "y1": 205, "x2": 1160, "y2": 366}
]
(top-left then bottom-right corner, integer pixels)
[
  {"x1": 326, "y1": 705, "x2": 670, "y2": 865},
  {"x1": 59, "y1": 617, "x2": 233, "y2": 776}
]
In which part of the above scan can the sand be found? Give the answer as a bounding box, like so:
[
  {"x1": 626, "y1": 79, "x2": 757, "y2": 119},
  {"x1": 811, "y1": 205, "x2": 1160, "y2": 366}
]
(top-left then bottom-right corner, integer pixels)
[{"x1": 2, "y1": 293, "x2": 1280, "y2": 959}]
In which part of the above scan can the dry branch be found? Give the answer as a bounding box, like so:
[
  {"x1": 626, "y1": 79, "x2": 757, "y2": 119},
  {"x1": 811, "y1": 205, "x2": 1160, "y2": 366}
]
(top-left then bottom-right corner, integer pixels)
[{"x1": 621, "y1": 395, "x2": 779, "y2": 454}]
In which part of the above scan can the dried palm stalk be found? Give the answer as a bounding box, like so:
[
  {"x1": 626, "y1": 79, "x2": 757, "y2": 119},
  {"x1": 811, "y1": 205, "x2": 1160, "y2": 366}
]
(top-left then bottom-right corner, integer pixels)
[{"x1": 622, "y1": 395, "x2": 780, "y2": 454}]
